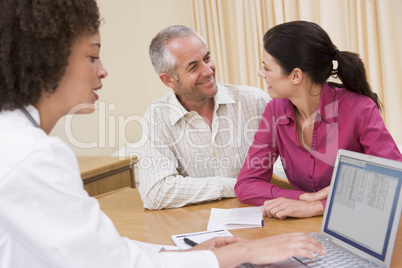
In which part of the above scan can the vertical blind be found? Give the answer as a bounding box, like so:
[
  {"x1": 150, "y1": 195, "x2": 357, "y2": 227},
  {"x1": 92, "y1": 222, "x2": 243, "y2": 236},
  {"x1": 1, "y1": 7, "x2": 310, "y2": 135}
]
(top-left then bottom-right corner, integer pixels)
[{"x1": 192, "y1": 0, "x2": 402, "y2": 143}]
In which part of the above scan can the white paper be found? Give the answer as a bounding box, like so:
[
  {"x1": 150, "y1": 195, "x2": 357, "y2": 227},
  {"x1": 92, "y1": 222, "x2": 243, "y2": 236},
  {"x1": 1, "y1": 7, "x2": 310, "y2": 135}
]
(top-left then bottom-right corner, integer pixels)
[
  {"x1": 207, "y1": 207, "x2": 263, "y2": 231},
  {"x1": 171, "y1": 229, "x2": 233, "y2": 249}
]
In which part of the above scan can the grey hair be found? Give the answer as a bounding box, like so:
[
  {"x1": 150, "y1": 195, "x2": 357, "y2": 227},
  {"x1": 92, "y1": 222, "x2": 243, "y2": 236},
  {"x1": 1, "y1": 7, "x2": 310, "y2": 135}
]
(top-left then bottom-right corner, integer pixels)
[{"x1": 149, "y1": 25, "x2": 205, "y2": 78}]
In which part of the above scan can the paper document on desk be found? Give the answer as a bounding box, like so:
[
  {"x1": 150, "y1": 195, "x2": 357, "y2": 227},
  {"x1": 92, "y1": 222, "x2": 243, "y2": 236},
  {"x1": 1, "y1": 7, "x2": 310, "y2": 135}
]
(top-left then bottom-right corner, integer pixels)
[
  {"x1": 171, "y1": 229, "x2": 233, "y2": 249},
  {"x1": 207, "y1": 206, "x2": 264, "y2": 231}
]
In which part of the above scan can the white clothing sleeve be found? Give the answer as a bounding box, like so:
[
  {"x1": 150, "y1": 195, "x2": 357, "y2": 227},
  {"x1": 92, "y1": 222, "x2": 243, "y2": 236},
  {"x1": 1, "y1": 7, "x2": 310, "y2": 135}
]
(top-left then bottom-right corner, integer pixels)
[{"x1": 0, "y1": 137, "x2": 218, "y2": 268}]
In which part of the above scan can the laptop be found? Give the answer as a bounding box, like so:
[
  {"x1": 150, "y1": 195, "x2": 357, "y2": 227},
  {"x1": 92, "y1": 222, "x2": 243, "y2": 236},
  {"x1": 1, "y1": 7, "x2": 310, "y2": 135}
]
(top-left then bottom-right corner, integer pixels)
[{"x1": 241, "y1": 149, "x2": 402, "y2": 268}]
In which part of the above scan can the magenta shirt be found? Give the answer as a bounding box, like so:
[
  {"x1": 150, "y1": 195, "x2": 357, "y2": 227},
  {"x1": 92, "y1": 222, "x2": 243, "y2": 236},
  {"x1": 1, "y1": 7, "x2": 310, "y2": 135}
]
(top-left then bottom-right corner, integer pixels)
[{"x1": 235, "y1": 83, "x2": 402, "y2": 206}]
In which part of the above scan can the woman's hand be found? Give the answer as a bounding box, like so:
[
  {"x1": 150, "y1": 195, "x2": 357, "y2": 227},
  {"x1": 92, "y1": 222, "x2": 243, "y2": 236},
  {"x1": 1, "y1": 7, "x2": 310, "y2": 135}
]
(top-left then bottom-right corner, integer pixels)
[
  {"x1": 166, "y1": 232, "x2": 325, "y2": 267},
  {"x1": 212, "y1": 232, "x2": 325, "y2": 268},
  {"x1": 188, "y1": 236, "x2": 245, "y2": 251},
  {"x1": 261, "y1": 187, "x2": 329, "y2": 219},
  {"x1": 299, "y1": 186, "x2": 329, "y2": 202},
  {"x1": 262, "y1": 198, "x2": 324, "y2": 219}
]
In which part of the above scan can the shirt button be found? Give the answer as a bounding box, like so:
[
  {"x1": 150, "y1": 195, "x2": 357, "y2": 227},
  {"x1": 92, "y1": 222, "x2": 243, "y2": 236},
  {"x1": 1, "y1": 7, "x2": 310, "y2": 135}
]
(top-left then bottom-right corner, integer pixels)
[{"x1": 213, "y1": 151, "x2": 217, "y2": 156}]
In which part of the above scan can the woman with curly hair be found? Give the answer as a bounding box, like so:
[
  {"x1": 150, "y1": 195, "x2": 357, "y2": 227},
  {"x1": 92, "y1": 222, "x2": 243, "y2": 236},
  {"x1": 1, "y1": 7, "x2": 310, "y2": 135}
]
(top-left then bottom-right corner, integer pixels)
[{"x1": 0, "y1": 2, "x2": 326, "y2": 267}]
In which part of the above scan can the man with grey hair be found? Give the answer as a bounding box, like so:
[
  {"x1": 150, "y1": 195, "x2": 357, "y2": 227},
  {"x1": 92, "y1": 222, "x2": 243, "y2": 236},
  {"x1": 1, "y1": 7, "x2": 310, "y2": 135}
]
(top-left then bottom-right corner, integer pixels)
[{"x1": 136, "y1": 25, "x2": 272, "y2": 209}]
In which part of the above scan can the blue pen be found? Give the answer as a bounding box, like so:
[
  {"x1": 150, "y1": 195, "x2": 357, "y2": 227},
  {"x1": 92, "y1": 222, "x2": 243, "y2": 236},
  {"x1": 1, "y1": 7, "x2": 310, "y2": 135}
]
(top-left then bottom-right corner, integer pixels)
[{"x1": 183, "y1": 237, "x2": 198, "y2": 247}]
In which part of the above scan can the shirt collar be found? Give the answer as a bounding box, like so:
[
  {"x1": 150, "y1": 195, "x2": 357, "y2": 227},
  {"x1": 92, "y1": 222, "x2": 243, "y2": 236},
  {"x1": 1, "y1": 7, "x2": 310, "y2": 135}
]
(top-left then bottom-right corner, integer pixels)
[
  {"x1": 167, "y1": 92, "x2": 189, "y2": 126},
  {"x1": 168, "y1": 84, "x2": 235, "y2": 126}
]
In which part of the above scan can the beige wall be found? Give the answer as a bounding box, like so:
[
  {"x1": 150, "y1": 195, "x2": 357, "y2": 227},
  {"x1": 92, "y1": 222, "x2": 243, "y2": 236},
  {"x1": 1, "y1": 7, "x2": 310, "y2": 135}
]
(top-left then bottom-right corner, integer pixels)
[
  {"x1": 51, "y1": 0, "x2": 402, "y2": 157},
  {"x1": 50, "y1": 0, "x2": 195, "y2": 156}
]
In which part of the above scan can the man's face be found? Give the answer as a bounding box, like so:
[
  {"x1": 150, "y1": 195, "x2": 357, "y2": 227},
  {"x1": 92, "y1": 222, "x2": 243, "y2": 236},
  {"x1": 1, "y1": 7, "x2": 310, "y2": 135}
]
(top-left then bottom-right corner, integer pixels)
[{"x1": 166, "y1": 34, "x2": 218, "y2": 107}]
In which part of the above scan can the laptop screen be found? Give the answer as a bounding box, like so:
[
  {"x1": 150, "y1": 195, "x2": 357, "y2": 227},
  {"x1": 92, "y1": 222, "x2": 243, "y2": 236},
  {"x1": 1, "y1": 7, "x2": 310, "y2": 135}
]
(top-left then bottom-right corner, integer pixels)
[{"x1": 323, "y1": 154, "x2": 402, "y2": 261}]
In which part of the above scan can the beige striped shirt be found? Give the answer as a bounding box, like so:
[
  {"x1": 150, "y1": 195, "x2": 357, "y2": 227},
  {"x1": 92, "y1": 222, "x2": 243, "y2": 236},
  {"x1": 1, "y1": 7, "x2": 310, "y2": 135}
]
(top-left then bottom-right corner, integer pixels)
[{"x1": 137, "y1": 83, "x2": 270, "y2": 209}]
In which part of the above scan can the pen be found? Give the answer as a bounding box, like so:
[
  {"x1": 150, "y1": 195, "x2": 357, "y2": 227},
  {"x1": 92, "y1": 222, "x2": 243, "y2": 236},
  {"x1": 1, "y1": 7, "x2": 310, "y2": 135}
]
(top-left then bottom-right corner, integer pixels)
[{"x1": 183, "y1": 237, "x2": 198, "y2": 247}]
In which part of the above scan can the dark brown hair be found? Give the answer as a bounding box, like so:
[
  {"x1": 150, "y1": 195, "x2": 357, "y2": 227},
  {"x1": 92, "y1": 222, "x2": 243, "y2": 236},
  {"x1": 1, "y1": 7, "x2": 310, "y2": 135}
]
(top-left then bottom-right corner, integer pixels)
[
  {"x1": 263, "y1": 20, "x2": 381, "y2": 110},
  {"x1": 0, "y1": 0, "x2": 101, "y2": 111}
]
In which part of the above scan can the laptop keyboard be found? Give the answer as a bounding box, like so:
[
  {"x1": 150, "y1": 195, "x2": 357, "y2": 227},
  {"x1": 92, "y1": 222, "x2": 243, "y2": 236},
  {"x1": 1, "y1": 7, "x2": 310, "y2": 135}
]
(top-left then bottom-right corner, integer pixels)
[
  {"x1": 238, "y1": 233, "x2": 376, "y2": 268},
  {"x1": 294, "y1": 233, "x2": 371, "y2": 267}
]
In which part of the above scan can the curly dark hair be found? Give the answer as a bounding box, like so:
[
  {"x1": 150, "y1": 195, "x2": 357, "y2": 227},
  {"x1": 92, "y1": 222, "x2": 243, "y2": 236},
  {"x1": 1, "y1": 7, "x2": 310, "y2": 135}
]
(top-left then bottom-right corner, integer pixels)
[{"x1": 0, "y1": 0, "x2": 101, "y2": 111}]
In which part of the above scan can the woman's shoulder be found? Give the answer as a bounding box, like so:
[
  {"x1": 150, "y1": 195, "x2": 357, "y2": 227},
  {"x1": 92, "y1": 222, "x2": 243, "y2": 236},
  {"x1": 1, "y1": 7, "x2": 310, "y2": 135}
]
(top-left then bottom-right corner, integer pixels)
[
  {"x1": 0, "y1": 112, "x2": 75, "y2": 177},
  {"x1": 329, "y1": 85, "x2": 377, "y2": 110}
]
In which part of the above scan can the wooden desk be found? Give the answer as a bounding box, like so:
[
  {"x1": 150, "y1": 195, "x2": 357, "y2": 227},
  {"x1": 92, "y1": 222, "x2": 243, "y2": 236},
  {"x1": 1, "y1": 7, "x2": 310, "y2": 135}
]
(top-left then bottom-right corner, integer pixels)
[
  {"x1": 77, "y1": 156, "x2": 137, "y2": 196},
  {"x1": 96, "y1": 188, "x2": 402, "y2": 267}
]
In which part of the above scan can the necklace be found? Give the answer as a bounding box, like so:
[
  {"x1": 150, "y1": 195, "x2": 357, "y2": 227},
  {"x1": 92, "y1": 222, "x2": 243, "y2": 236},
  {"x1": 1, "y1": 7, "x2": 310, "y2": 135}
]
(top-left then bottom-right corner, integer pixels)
[{"x1": 19, "y1": 106, "x2": 41, "y2": 128}]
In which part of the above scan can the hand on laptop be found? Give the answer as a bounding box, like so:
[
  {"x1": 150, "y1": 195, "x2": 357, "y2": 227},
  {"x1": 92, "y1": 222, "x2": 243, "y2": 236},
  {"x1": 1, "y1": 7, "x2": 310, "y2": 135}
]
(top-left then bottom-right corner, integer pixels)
[
  {"x1": 208, "y1": 232, "x2": 325, "y2": 267},
  {"x1": 262, "y1": 198, "x2": 325, "y2": 219}
]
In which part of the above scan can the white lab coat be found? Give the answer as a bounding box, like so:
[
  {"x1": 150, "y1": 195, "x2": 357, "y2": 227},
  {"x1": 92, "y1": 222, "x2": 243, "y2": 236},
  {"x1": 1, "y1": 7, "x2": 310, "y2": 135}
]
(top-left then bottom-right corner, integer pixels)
[{"x1": 0, "y1": 105, "x2": 218, "y2": 268}]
